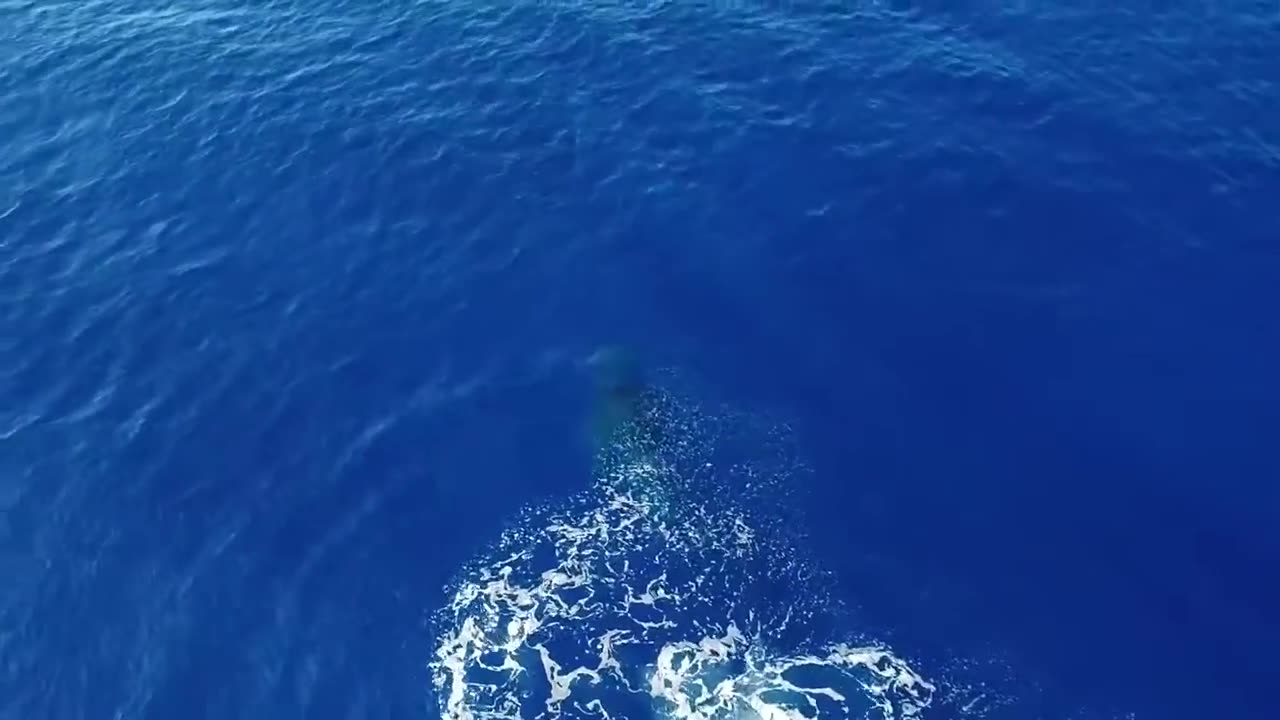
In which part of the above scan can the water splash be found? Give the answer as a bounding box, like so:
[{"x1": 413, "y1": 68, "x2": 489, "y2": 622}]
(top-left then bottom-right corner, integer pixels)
[{"x1": 430, "y1": 375, "x2": 933, "y2": 720}]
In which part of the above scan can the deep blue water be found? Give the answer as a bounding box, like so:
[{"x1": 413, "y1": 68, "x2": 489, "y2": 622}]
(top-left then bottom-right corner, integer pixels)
[{"x1": 3, "y1": 1, "x2": 1279, "y2": 718}]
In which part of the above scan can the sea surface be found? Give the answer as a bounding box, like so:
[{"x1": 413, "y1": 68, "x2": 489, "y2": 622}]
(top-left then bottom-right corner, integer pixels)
[{"x1": 2, "y1": 1, "x2": 1278, "y2": 719}]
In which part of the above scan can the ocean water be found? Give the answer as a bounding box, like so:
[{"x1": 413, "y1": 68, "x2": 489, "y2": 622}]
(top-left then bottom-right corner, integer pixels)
[{"x1": 2, "y1": 1, "x2": 1278, "y2": 719}]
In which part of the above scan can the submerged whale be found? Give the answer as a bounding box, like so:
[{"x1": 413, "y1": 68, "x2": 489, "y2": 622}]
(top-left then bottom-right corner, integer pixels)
[
  {"x1": 588, "y1": 346, "x2": 664, "y2": 459},
  {"x1": 584, "y1": 347, "x2": 677, "y2": 515}
]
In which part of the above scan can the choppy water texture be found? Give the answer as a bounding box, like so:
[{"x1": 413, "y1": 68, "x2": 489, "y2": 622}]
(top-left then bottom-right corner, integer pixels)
[{"x1": 3, "y1": 2, "x2": 1279, "y2": 720}]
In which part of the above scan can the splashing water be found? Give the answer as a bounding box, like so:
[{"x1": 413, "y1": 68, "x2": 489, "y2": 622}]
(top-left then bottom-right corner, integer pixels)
[{"x1": 430, "y1": 376, "x2": 934, "y2": 720}]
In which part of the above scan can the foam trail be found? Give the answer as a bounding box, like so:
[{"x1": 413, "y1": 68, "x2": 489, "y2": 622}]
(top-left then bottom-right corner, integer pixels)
[{"x1": 430, "y1": 376, "x2": 934, "y2": 720}]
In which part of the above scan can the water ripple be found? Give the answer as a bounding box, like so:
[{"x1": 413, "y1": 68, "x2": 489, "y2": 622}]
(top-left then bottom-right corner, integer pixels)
[{"x1": 2, "y1": 1, "x2": 1276, "y2": 718}]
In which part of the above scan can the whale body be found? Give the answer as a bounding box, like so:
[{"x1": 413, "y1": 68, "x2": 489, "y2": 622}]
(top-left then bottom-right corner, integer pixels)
[{"x1": 588, "y1": 346, "x2": 664, "y2": 459}]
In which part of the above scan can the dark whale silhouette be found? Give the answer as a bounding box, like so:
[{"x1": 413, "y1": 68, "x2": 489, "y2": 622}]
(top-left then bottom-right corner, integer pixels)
[{"x1": 587, "y1": 347, "x2": 664, "y2": 461}]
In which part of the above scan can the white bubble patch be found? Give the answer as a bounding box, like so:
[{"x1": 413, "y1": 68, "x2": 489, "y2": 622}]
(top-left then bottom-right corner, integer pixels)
[{"x1": 430, "y1": 382, "x2": 935, "y2": 720}]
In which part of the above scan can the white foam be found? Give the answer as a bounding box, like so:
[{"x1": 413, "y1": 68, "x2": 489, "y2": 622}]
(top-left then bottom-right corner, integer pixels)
[{"x1": 430, "y1": 384, "x2": 934, "y2": 720}]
